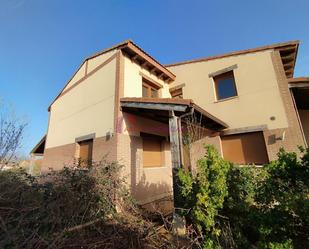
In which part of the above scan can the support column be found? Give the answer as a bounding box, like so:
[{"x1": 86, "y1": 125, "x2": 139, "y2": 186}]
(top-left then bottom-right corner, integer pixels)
[{"x1": 169, "y1": 111, "x2": 186, "y2": 235}]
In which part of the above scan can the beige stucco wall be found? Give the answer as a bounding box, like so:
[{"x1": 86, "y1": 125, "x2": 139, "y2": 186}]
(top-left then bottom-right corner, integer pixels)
[
  {"x1": 46, "y1": 56, "x2": 116, "y2": 148},
  {"x1": 168, "y1": 50, "x2": 288, "y2": 131},
  {"x1": 87, "y1": 50, "x2": 116, "y2": 72},
  {"x1": 123, "y1": 56, "x2": 171, "y2": 98},
  {"x1": 63, "y1": 50, "x2": 116, "y2": 92},
  {"x1": 299, "y1": 109, "x2": 309, "y2": 144}
]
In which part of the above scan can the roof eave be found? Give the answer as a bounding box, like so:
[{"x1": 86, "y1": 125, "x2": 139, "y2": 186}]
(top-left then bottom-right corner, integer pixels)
[{"x1": 165, "y1": 40, "x2": 300, "y2": 69}]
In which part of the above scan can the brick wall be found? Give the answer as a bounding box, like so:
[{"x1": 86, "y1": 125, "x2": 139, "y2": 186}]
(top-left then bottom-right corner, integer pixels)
[
  {"x1": 42, "y1": 136, "x2": 117, "y2": 172},
  {"x1": 189, "y1": 134, "x2": 222, "y2": 173},
  {"x1": 264, "y1": 51, "x2": 306, "y2": 160},
  {"x1": 42, "y1": 143, "x2": 76, "y2": 172}
]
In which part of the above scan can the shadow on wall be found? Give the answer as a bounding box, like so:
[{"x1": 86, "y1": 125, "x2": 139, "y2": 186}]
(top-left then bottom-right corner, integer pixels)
[{"x1": 132, "y1": 172, "x2": 173, "y2": 214}]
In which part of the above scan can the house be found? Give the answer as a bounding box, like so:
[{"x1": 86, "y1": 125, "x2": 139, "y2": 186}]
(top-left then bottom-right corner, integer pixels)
[{"x1": 31, "y1": 40, "x2": 308, "y2": 206}]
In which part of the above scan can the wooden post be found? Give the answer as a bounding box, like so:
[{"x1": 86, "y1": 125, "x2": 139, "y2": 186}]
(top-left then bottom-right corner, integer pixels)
[
  {"x1": 169, "y1": 111, "x2": 181, "y2": 169},
  {"x1": 169, "y1": 111, "x2": 186, "y2": 235}
]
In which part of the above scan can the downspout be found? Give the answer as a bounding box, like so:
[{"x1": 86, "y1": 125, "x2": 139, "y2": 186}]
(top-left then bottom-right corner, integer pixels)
[{"x1": 177, "y1": 107, "x2": 194, "y2": 169}]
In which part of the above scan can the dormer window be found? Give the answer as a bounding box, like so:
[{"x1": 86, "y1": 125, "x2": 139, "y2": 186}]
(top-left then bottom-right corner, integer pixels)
[
  {"x1": 142, "y1": 77, "x2": 160, "y2": 98},
  {"x1": 170, "y1": 88, "x2": 183, "y2": 99},
  {"x1": 214, "y1": 71, "x2": 238, "y2": 101}
]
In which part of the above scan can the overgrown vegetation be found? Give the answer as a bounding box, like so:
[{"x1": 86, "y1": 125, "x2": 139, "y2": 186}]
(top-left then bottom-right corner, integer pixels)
[
  {"x1": 0, "y1": 161, "x2": 180, "y2": 249},
  {"x1": 178, "y1": 145, "x2": 309, "y2": 249},
  {"x1": 1, "y1": 141, "x2": 308, "y2": 248}
]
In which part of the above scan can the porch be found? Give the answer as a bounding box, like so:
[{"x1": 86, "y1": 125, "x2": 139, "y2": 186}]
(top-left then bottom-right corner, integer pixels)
[
  {"x1": 289, "y1": 77, "x2": 309, "y2": 146},
  {"x1": 119, "y1": 97, "x2": 227, "y2": 209}
]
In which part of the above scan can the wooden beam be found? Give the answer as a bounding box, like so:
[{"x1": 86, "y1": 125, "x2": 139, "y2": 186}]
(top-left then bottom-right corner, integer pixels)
[
  {"x1": 281, "y1": 53, "x2": 295, "y2": 62},
  {"x1": 150, "y1": 67, "x2": 157, "y2": 74},
  {"x1": 158, "y1": 72, "x2": 165, "y2": 79},
  {"x1": 127, "y1": 42, "x2": 176, "y2": 81},
  {"x1": 141, "y1": 61, "x2": 149, "y2": 68},
  {"x1": 285, "y1": 69, "x2": 293, "y2": 75},
  {"x1": 284, "y1": 61, "x2": 294, "y2": 70},
  {"x1": 131, "y1": 54, "x2": 139, "y2": 61},
  {"x1": 278, "y1": 46, "x2": 297, "y2": 53},
  {"x1": 121, "y1": 101, "x2": 187, "y2": 112}
]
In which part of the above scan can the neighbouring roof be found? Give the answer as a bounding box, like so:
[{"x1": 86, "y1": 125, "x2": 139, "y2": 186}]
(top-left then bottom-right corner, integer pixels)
[
  {"x1": 120, "y1": 97, "x2": 228, "y2": 130},
  {"x1": 165, "y1": 40, "x2": 299, "y2": 78},
  {"x1": 30, "y1": 135, "x2": 46, "y2": 155}
]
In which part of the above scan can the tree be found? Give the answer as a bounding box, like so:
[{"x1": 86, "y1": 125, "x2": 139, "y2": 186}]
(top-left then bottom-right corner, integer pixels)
[{"x1": 0, "y1": 101, "x2": 27, "y2": 169}]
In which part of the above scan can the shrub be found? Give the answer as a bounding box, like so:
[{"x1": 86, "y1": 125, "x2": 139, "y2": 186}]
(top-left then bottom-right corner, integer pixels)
[
  {"x1": 178, "y1": 146, "x2": 309, "y2": 249},
  {"x1": 256, "y1": 148, "x2": 309, "y2": 248},
  {"x1": 178, "y1": 145, "x2": 230, "y2": 248}
]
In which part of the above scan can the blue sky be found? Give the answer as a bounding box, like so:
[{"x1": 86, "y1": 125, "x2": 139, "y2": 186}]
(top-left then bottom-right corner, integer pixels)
[{"x1": 0, "y1": 0, "x2": 308, "y2": 156}]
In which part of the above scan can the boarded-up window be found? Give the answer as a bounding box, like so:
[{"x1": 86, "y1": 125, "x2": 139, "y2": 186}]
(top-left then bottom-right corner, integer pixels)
[
  {"x1": 221, "y1": 132, "x2": 268, "y2": 165},
  {"x1": 142, "y1": 134, "x2": 164, "y2": 167},
  {"x1": 79, "y1": 139, "x2": 93, "y2": 167}
]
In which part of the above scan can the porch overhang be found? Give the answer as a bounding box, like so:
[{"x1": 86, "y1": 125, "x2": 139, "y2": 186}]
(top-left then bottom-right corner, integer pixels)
[
  {"x1": 289, "y1": 77, "x2": 309, "y2": 109},
  {"x1": 120, "y1": 97, "x2": 228, "y2": 131}
]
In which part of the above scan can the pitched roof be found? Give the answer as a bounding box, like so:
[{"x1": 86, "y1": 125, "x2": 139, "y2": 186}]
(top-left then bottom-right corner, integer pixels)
[
  {"x1": 48, "y1": 40, "x2": 176, "y2": 111},
  {"x1": 165, "y1": 40, "x2": 299, "y2": 78},
  {"x1": 86, "y1": 40, "x2": 176, "y2": 81}
]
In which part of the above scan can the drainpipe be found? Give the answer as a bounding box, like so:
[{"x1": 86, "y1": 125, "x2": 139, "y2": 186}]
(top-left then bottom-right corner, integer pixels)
[
  {"x1": 170, "y1": 107, "x2": 194, "y2": 236},
  {"x1": 177, "y1": 107, "x2": 194, "y2": 169}
]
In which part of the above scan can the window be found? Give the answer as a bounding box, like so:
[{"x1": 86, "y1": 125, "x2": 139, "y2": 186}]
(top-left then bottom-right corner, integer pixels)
[
  {"x1": 214, "y1": 71, "x2": 237, "y2": 100},
  {"x1": 170, "y1": 88, "x2": 183, "y2": 99},
  {"x1": 142, "y1": 78, "x2": 159, "y2": 98},
  {"x1": 221, "y1": 132, "x2": 268, "y2": 165},
  {"x1": 142, "y1": 133, "x2": 164, "y2": 168},
  {"x1": 78, "y1": 139, "x2": 93, "y2": 167}
]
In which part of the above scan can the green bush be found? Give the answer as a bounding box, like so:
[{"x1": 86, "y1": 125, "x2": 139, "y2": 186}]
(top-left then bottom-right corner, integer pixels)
[
  {"x1": 178, "y1": 146, "x2": 309, "y2": 249},
  {"x1": 178, "y1": 145, "x2": 230, "y2": 248},
  {"x1": 255, "y1": 148, "x2": 309, "y2": 248}
]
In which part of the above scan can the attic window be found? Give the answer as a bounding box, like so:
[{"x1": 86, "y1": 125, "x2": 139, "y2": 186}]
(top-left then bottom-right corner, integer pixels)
[
  {"x1": 213, "y1": 71, "x2": 238, "y2": 101},
  {"x1": 142, "y1": 78, "x2": 160, "y2": 98}
]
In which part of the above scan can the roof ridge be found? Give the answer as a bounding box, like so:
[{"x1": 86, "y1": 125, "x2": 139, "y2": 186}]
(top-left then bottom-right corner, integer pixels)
[{"x1": 86, "y1": 39, "x2": 133, "y2": 60}]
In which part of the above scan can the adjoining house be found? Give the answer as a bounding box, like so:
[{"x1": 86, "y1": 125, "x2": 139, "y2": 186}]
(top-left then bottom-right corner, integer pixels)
[{"x1": 31, "y1": 40, "x2": 308, "y2": 206}]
